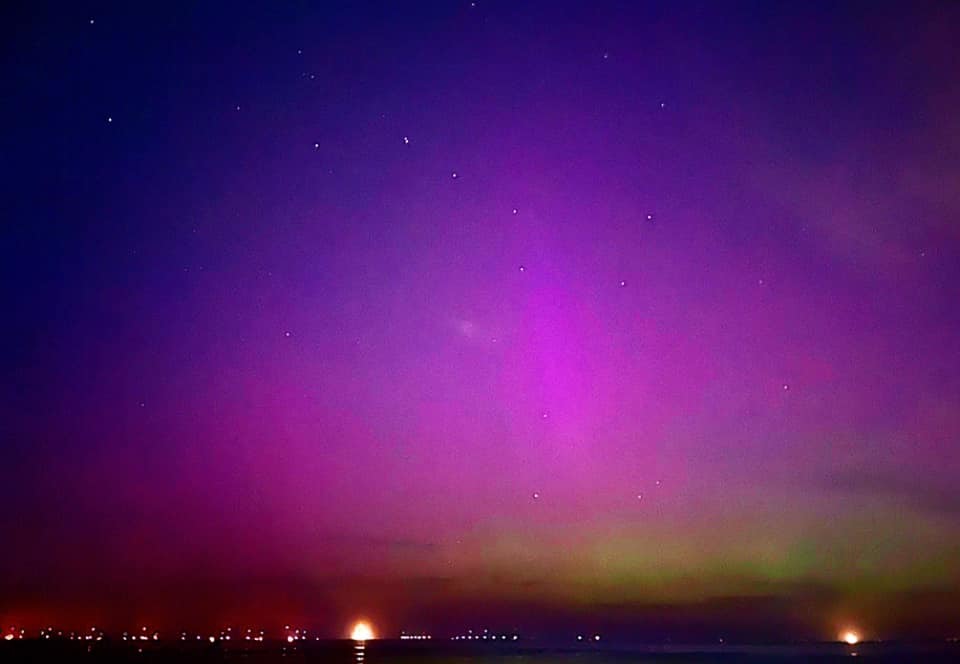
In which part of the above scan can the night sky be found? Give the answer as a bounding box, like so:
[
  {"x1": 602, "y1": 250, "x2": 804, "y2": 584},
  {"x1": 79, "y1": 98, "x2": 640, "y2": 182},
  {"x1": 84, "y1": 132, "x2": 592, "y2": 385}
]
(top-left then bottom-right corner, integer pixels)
[{"x1": 2, "y1": 0, "x2": 960, "y2": 642}]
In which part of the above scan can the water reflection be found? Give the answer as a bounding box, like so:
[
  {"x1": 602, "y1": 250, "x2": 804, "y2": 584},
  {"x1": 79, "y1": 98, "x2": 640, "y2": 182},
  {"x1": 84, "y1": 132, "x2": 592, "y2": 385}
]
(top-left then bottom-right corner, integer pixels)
[{"x1": 354, "y1": 639, "x2": 365, "y2": 663}]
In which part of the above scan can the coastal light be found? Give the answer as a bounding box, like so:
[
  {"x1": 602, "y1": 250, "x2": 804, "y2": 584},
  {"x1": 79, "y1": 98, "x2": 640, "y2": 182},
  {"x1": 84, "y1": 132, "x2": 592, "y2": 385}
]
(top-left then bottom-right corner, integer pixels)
[
  {"x1": 842, "y1": 631, "x2": 860, "y2": 645},
  {"x1": 351, "y1": 621, "x2": 374, "y2": 641}
]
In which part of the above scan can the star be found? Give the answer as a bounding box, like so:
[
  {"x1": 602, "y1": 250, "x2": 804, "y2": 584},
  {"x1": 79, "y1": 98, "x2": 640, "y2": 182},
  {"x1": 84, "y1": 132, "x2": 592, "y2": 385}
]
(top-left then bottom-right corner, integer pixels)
[
  {"x1": 402, "y1": 136, "x2": 409, "y2": 144},
  {"x1": 660, "y1": 102, "x2": 666, "y2": 108},
  {"x1": 637, "y1": 493, "x2": 643, "y2": 500},
  {"x1": 89, "y1": 19, "x2": 95, "y2": 25},
  {"x1": 284, "y1": 331, "x2": 292, "y2": 338},
  {"x1": 106, "y1": 116, "x2": 113, "y2": 123},
  {"x1": 541, "y1": 411, "x2": 549, "y2": 419},
  {"x1": 619, "y1": 280, "x2": 626, "y2": 287},
  {"x1": 313, "y1": 142, "x2": 319, "y2": 149},
  {"x1": 532, "y1": 492, "x2": 540, "y2": 500},
  {"x1": 783, "y1": 383, "x2": 789, "y2": 390},
  {"x1": 235, "y1": 105, "x2": 240, "y2": 111},
  {"x1": 451, "y1": 171, "x2": 458, "y2": 179},
  {"x1": 603, "y1": 52, "x2": 609, "y2": 60},
  {"x1": 646, "y1": 213, "x2": 653, "y2": 221},
  {"x1": 511, "y1": 208, "x2": 518, "y2": 215},
  {"x1": 518, "y1": 265, "x2": 526, "y2": 273}
]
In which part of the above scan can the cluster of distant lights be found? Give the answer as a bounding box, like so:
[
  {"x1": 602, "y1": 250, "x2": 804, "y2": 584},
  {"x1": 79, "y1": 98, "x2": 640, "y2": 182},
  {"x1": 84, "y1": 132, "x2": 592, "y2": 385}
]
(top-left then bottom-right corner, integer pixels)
[
  {"x1": 283, "y1": 626, "x2": 311, "y2": 643},
  {"x1": 37, "y1": 627, "x2": 107, "y2": 641},
  {"x1": 451, "y1": 629, "x2": 518, "y2": 641},
  {"x1": 2, "y1": 627, "x2": 26, "y2": 641},
  {"x1": 1, "y1": 624, "x2": 360, "y2": 644},
  {"x1": 121, "y1": 627, "x2": 159, "y2": 641},
  {"x1": 1, "y1": 625, "x2": 868, "y2": 646},
  {"x1": 177, "y1": 627, "x2": 267, "y2": 643}
]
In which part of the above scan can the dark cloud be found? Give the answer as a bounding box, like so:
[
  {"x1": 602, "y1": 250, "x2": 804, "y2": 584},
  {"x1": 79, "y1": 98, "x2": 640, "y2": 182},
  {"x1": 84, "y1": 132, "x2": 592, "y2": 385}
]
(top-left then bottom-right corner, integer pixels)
[{"x1": 822, "y1": 468, "x2": 960, "y2": 518}]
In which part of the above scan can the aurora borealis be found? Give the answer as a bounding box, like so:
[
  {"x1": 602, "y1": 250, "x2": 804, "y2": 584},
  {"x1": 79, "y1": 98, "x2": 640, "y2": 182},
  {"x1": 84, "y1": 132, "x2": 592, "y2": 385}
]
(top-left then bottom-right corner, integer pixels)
[{"x1": 2, "y1": 1, "x2": 960, "y2": 642}]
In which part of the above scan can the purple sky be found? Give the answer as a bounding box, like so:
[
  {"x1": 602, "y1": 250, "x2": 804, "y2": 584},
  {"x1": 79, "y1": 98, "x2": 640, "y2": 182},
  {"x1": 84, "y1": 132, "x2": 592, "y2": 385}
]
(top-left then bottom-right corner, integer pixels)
[{"x1": 2, "y1": 1, "x2": 959, "y2": 641}]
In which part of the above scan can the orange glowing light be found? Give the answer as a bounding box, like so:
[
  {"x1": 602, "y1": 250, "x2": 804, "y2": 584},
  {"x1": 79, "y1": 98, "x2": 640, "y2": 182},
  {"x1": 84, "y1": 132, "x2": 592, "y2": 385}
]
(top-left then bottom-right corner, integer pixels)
[
  {"x1": 842, "y1": 631, "x2": 860, "y2": 645},
  {"x1": 3, "y1": 634, "x2": 14, "y2": 641},
  {"x1": 350, "y1": 621, "x2": 374, "y2": 641}
]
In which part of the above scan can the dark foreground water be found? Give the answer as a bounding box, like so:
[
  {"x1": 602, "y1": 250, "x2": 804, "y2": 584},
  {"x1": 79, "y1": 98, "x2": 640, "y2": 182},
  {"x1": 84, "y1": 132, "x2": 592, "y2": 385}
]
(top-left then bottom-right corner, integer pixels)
[{"x1": 3, "y1": 640, "x2": 959, "y2": 663}]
